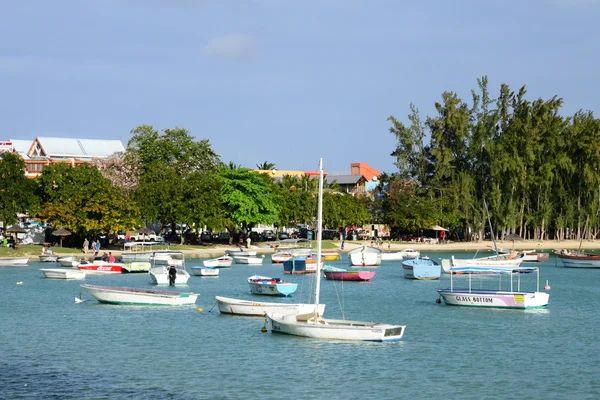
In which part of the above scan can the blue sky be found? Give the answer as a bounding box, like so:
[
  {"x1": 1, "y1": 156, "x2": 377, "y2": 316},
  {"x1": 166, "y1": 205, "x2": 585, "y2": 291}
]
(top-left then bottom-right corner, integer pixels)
[{"x1": 2, "y1": 0, "x2": 598, "y2": 174}]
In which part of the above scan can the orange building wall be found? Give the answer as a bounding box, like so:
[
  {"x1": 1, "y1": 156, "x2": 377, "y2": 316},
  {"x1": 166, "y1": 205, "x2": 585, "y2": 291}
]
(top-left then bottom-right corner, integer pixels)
[{"x1": 350, "y1": 162, "x2": 380, "y2": 181}]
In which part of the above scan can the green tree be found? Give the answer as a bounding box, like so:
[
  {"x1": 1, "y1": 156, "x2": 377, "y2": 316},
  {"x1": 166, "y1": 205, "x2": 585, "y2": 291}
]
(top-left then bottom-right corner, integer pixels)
[
  {"x1": 218, "y1": 168, "x2": 280, "y2": 240},
  {"x1": 256, "y1": 161, "x2": 276, "y2": 171},
  {"x1": 0, "y1": 152, "x2": 39, "y2": 226},
  {"x1": 37, "y1": 163, "x2": 140, "y2": 237}
]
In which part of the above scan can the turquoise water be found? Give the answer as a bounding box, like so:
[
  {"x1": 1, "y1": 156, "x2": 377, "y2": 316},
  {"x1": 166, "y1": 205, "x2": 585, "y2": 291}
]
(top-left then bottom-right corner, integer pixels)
[{"x1": 1, "y1": 251, "x2": 599, "y2": 399}]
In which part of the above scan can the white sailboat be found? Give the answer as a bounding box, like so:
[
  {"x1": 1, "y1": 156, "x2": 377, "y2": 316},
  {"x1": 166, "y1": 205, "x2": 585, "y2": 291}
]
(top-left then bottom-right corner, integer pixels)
[{"x1": 265, "y1": 159, "x2": 406, "y2": 342}]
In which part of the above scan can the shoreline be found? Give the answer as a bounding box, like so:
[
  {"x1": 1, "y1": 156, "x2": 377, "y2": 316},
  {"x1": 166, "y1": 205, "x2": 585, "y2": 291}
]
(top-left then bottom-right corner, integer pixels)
[{"x1": 18, "y1": 239, "x2": 600, "y2": 260}]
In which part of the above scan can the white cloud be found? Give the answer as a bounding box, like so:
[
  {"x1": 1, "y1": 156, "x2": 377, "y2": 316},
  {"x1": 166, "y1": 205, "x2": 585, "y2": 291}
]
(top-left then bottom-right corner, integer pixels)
[{"x1": 202, "y1": 34, "x2": 256, "y2": 60}]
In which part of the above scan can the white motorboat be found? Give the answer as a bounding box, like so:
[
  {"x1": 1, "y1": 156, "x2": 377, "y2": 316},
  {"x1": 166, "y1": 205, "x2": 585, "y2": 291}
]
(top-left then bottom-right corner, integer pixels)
[
  {"x1": 0, "y1": 257, "x2": 29, "y2": 266},
  {"x1": 149, "y1": 251, "x2": 185, "y2": 267},
  {"x1": 440, "y1": 253, "x2": 525, "y2": 273},
  {"x1": 233, "y1": 255, "x2": 264, "y2": 265},
  {"x1": 149, "y1": 265, "x2": 190, "y2": 285},
  {"x1": 39, "y1": 255, "x2": 59, "y2": 262},
  {"x1": 191, "y1": 266, "x2": 220, "y2": 276},
  {"x1": 381, "y1": 249, "x2": 420, "y2": 261},
  {"x1": 80, "y1": 284, "x2": 198, "y2": 306},
  {"x1": 348, "y1": 246, "x2": 382, "y2": 266},
  {"x1": 225, "y1": 249, "x2": 257, "y2": 257},
  {"x1": 202, "y1": 256, "x2": 233, "y2": 268},
  {"x1": 40, "y1": 268, "x2": 86, "y2": 280},
  {"x1": 266, "y1": 158, "x2": 406, "y2": 342},
  {"x1": 215, "y1": 296, "x2": 325, "y2": 317},
  {"x1": 58, "y1": 256, "x2": 80, "y2": 267}
]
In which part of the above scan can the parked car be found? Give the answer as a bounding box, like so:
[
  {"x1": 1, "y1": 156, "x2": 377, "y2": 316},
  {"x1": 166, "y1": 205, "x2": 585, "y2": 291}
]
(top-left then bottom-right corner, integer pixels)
[
  {"x1": 200, "y1": 231, "x2": 213, "y2": 242},
  {"x1": 278, "y1": 231, "x2": 290, "y2": 240},
  {"x1": 218, "y1": 232, "x2": 230, "y2": 244},
  {"x1": 261, "y1": 230, "x2": 276, "y2": 241}
]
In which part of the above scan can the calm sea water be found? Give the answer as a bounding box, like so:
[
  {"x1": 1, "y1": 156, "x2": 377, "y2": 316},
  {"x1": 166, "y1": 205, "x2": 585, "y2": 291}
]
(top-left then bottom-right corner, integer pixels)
[{"x1": 1, "y1": 250, "x2": 599, "y2": 400}]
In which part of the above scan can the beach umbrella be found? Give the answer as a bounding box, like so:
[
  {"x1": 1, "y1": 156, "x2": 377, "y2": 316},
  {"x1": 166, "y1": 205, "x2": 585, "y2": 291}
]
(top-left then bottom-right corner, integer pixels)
[
  {"x1": 5, "y1": 225, "x2": 27, "y2": 245},
  {"x1": 430, "y1": 225, "x2": 449, "y2": 242},
  {"x1": 505, "y1": 233, "x2": 523, "y2": 250},
  {"x1": 6, "y1": 225, "x2": 27, "y2": 234},
  {"x1": 52, "y1": 227, "x2": 72, "y2": 247}
]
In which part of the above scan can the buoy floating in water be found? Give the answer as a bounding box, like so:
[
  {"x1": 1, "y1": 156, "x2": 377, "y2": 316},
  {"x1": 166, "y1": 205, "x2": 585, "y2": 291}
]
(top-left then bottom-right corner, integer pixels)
[
  {"x1": 544, "y1": 280, "x2": 551, "y2": 290},
  {"x1": 261, "y1": 326, "x2": 267, "y2": 333},
  {"x1": 197, "y1": 308, "x2": 203, "y2": 312},
  {"x1": 16, "y1": 282, "x2": 23, "y2": 285}
]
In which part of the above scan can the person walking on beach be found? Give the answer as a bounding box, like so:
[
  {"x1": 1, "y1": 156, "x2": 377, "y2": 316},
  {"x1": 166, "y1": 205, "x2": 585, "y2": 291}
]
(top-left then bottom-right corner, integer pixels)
[
  {"x1": 91, "y1": 240, "x2": 97, "y2": 255},
  {"x1": 83, "y1": 238, "x2": 89, "y2": 254},
  {"x1": 95, "y1": 240, "x2": 101, "y2": 255}
]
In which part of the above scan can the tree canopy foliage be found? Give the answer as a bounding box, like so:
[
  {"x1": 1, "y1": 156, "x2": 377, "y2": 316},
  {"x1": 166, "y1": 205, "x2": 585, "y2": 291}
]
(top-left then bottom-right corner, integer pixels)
[{"x1": 387, "y1": 76, "x2": 600, "y2": 240}]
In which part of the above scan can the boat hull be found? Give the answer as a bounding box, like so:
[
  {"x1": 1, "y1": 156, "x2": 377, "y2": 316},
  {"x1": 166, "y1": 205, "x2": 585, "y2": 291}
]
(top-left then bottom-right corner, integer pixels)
[
  {"x1": 203, "y1": 256, "x2": 233, "y2": 268},
  {"x1": 40, "y1": 268, "x2": 86, "y2": 280},
  {"x1": 234, "y1": 256, "x2": 264, "y2": 264},
  {"x1": 248, "y1": 275, "x2": 298, "y2": 296},
  {"x1": 226, "y1": 250, "x2": 257, "y2": 257},
  {"x1": 80, "y1": 284, "x2": 198, "y2": 306},
  {"x1": 0, "y1": 257, "x2": 29, "y2": 266},
  {"x1": 77, "y1": 263, "x2": 124, "y2": 274},
  {"x1": 191, "y1": 266, "x2": 219, "y2": 276},
  {"x1": 215, "y1": 296, "x2": 325, "y2": 316},
  {"x1": 521, "y1": 251, "x2": 549, "y2": 262},
  {"x1": 436, "y1": 289, "x2": 549, "y2": 309},
  {"x1": 39, "y1": 255, "x2": 59, "y2": 262},
  {"x1": 122, "y1": 262, "x2": 152, "y2": 273},
  {"x1": 282, "y1": 257, "x2": 317, "y2": 274},
  {"x1": 323, "y1": 270, "x2": 375, "y2": 281},
  {"x1": 348, "y1": 246, "x2": 382, "y2": 266},
  {"x1": 266, "y1": 313, "x2": 406, "y2": 342},
  {"x1": 554, "y1": 252, "x2": 600, "y2": 268},
  {"x1": 401, "y1": 258, "x2": 441, "y2": 280}
]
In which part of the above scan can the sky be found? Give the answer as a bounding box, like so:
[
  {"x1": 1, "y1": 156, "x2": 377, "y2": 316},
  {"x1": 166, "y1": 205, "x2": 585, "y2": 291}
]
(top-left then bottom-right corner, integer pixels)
[{"x1": 1, "y1": 0, "x2": 599, "y2": 174}]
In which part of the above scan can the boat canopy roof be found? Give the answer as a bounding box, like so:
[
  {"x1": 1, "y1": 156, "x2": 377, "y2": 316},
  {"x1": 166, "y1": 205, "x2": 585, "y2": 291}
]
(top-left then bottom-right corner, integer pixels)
[
  {"x1": 123, "y1": 241, "x2": 166, "y2": 249},
  {"x1": 450, "y1": 266, "x2": 538, "y2": 275},
  {"x1": 279, "y1": 238, "x2": 310, "y2": 244}
]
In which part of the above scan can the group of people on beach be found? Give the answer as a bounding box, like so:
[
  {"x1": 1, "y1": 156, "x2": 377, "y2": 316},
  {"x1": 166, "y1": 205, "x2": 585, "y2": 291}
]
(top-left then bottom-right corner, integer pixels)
[{"x1": 82, "y1": 238, "x2": 102, "y2": 255}]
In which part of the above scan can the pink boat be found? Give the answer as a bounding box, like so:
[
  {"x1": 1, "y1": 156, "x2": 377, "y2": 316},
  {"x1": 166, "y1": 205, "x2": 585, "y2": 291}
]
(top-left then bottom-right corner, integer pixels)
[{"x1": 323, "y1": 267, "x2": 375, "y2": 281}]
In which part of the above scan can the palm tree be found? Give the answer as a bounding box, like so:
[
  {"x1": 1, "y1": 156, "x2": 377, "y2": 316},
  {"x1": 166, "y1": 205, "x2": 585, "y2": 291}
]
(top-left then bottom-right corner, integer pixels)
[
  {"x1": 256, "y1": 161, "x2": 276, "y2": 171},
  {"x1": 227, "y1": 161, "x2": 241, "y2": 170}
]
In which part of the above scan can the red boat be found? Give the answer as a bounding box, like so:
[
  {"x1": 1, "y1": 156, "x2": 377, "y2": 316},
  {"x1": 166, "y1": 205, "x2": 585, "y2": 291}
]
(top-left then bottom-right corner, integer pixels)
[
  {"x1": 77, "y1": 261, "x2": 124, "y2": 274},
  {"x1": 323, "y1": 267, "x2": 375, "y2": 281}
]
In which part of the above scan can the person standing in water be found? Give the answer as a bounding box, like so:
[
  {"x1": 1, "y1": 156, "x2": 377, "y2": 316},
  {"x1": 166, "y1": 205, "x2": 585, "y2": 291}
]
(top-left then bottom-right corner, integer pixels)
[{"x1": 168, "y1": 265, "x2": 177, "y2": 286}]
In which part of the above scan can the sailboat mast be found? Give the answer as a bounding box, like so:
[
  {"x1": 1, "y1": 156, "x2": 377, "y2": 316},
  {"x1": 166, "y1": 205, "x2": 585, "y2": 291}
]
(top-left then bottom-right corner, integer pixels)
[
  {"x1": 483, "y1": 199, "x2": 498, "y2": 254},
  {"x1": 314, "y1": 158, "x2": 324, "y2": 317}
]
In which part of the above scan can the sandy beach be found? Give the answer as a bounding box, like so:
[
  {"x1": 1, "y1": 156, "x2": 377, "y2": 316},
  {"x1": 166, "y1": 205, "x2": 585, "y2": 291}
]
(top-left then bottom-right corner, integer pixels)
[
  {"x1": 60, "y1": 239, "x2": 600, "y2": 260},
  {"x1": 21, "y1": 238, "x2": 600, "y2": 260}
]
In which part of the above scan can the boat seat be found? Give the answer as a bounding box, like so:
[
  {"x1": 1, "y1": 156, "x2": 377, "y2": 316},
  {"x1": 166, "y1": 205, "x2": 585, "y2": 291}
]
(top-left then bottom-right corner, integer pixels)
[{"x1": 295, "y1": 313, "x2": 314, "y2": 321}]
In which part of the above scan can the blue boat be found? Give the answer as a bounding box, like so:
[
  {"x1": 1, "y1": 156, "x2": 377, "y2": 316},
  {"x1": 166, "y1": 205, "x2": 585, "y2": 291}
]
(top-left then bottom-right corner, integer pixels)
[
  {"x1": 282, "y1": 254, "x2": 322, "y2": 274},
  {"x1": 401, "y1": 257, "x2": 441, "y2": 280}
]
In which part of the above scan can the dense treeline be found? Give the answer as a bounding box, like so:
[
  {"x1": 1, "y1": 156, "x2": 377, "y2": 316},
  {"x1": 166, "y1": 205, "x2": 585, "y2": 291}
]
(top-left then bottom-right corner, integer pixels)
[
  {"x1": 385, "y1": 76, "x2": 600, "y2": 241},
  {"x1": 0, "y1": 126, "x2": 369, "y2": 242},
  {"x1": 3, "y1": 76, "x2": 596, "y2": 242}
]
